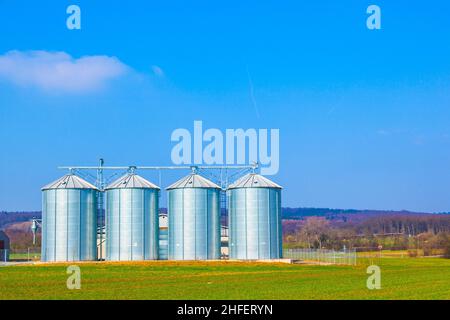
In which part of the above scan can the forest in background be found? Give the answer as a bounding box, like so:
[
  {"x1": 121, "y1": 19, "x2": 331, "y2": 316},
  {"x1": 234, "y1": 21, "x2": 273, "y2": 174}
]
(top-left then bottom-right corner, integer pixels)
[{"x1": 1, "y1": 209, "x2": 450, "y2": 256}]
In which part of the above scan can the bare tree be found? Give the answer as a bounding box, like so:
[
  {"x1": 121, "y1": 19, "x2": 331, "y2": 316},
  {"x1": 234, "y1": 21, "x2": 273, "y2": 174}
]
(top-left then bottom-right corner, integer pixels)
[{"x1": 298, "y1": 217, "x2": 330, "y2": 249}]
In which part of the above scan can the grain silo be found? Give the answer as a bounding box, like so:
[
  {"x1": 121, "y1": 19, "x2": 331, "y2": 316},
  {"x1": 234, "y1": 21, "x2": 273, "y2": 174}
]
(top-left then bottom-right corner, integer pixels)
[
  {"x1": 41, "y1": 174, "x2": 99, "y2": 262},
  {"x1": 227, "y1": 173, "x2": 282, "y2": 260},
  {"x1": 105, "y1": 173, "x2": 159, "y2": 261},
  {"x1": 167, "y1": 173, "x2": 221, "y2": 260}
]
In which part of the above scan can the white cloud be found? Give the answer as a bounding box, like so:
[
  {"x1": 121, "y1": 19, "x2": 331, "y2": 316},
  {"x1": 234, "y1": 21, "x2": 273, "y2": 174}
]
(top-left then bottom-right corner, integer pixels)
[
  {"x1": 0, "y1": 50, "x2": 130, "y2": 93},
  {"x1": 151, "y1": 65, "x2": 165, "y2": 77},
  {"x1": 376, "y1": 129, "x2": 390, "y2": 136}
]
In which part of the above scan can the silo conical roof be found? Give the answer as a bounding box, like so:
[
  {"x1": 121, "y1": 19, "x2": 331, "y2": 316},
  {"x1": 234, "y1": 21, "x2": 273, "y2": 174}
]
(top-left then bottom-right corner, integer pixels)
[
  {"x1": 105, "y1": 173, "x2": 160, "y2": 190},
  {"x1": 42, "y1": 174, "x2": 99, "y2": 191},
  {"x1": 228, "y1": 173, "x2": 282, "y2": 189},
  {"x1": 166, "y1": 173, "x2": 221, "y2": 190}
]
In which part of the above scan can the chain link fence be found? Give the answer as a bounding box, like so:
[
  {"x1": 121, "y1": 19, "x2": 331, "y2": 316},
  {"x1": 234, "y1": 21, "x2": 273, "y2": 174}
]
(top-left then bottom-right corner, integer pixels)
[
  {"x1": 283, "y1": 248, "x2": 357, "y2": 265},
  {"x1": 8, "y1": 248, "x2": 41, "y2": 261}
]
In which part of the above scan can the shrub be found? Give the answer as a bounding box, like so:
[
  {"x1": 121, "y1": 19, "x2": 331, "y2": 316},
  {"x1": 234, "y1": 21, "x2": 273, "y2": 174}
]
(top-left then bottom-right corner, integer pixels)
[
  {"x1": 443, "y1": 240, "x2": 450, "y2": 259},
  {"x1": 407, "y1": 249, "x2": 418, "y2": 257}
]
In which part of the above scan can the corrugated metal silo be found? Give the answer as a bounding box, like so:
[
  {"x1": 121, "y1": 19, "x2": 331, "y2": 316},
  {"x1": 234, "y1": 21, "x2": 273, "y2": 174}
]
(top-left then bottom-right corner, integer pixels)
[
  {"x1": 105, "y1": 173, "x2": 159, "y2": 261},
  {"x1": 167, "y1": 173, "x2": 221, "y2": 260},
  {"x1": 227, "y1": 174, "x2": 282, "y2": 260},
  {"x1": 41, "y1": 174, "x2": 99, "y2": 262}
]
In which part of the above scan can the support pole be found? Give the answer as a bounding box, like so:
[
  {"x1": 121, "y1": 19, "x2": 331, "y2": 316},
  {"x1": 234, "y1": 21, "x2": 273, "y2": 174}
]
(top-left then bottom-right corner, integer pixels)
[{"x1": 96, "y1": 158, "x2": 104, "y2": 261}]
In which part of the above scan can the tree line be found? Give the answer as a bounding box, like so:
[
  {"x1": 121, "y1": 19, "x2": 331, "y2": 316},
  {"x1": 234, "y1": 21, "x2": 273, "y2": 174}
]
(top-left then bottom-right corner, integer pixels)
[{"x1": 283, "y1": 214, "x2": 450, "y2": 257}]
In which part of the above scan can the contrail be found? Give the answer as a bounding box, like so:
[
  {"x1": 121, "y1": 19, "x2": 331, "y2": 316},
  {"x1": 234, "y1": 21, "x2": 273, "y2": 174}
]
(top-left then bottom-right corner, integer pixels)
[{"x1": 246, "y1": 65, "x2": 260, "y2": 119}]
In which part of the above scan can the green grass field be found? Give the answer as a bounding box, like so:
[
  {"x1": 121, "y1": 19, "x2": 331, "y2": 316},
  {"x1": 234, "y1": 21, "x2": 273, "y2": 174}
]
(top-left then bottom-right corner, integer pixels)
[{"x1": 1, "y1": 257, "x2": 449, "y2": 300}]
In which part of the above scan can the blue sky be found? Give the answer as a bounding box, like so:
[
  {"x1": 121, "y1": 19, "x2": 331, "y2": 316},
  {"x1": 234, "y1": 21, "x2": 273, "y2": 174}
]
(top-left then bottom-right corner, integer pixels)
[{"x1": 1, "y1": 0, "x2": 450, "y2": 212}]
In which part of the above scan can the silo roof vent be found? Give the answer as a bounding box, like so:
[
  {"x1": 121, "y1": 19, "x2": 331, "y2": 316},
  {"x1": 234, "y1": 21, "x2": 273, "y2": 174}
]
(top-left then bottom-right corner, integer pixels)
[
  {"x1": 166, "y1": 173, "x2": 220, "y2": 190},
  {"x1": 105, "y1": 173, "x2": 160, "y2": 190},
  {"x1": 42, "y1": 174, "x2": 99, "y2": 191},
  {"x1": 228, "y1": 173, "x2": 282, "y2": 189}
]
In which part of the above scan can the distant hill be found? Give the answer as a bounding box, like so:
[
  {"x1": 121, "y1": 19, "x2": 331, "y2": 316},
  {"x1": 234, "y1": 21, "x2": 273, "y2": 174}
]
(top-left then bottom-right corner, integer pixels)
[
  {"x1": 0, "y1": 211, "x2": 41, "y2": 230},
  {"x1": 1, "y1": 208, "x2": 448, "y2": 229},
  {"x1": 2, "y1": 209, "x2": 449, "y2": 250},
  {"x1": 281, "y1": 208, "x2": 449, "y2": 222}
]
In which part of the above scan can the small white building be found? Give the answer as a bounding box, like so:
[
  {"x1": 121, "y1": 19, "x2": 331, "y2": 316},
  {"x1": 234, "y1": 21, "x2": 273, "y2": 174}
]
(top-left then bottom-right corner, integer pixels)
[
  {"x1": 159, "y1": 213, "x2": 168, "y2": 260},
  {"x1": 97, "y1": 226, "x2": 106, "y2": 260},
  {"x1": 221, "y1": 226, "x2": 229, "y2": 258}
]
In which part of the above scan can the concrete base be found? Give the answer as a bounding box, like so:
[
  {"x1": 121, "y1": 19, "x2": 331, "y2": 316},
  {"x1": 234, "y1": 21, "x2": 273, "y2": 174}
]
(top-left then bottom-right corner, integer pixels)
[
  {"x1": 226, "y1": 258, "x2": 298, "y2": 264},
  {"x1": 256, "y1": 259, "x2": 297, "y2": 264}
]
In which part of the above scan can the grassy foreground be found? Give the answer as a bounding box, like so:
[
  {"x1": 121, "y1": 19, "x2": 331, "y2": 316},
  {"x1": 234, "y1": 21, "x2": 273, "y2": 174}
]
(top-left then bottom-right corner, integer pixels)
[{"x1": 1, "y1": 257, "x2": 450, "y2": 300}]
